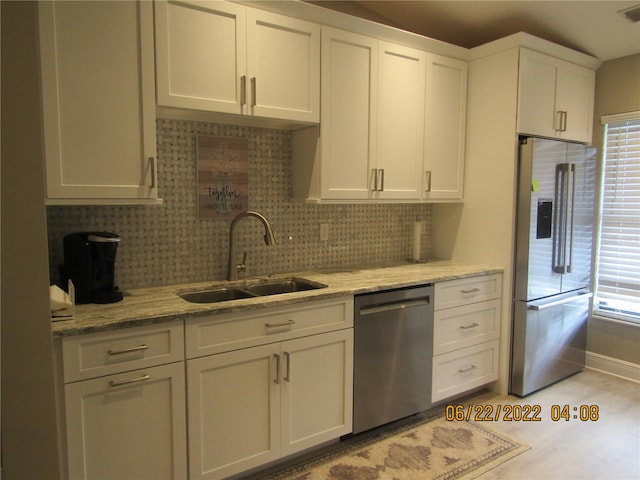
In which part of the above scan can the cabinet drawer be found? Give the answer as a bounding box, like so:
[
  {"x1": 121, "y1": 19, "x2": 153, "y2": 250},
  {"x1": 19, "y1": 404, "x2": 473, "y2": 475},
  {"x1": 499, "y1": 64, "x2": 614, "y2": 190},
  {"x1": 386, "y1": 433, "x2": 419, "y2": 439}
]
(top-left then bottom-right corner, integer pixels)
[
  {"x1": 433, "y1": 299, "x2": 501, "y2": 355},
  {"x1": 432, "y1": 340, "x2": 499, "y2": 403},
  {"x1": 62, "y1": 320, "x2": 184, "y2": 383},
  {"x1": 186, "y1": 297, "x2": 353, "y2": 358},
  {"x1": 435, "y1": 274, "x2": 502, "y2": 310}
]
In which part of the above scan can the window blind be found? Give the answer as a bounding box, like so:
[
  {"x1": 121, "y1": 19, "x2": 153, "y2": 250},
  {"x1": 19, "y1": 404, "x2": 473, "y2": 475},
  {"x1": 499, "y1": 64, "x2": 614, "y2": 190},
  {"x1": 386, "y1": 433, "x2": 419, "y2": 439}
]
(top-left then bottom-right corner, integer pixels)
[{"x1": 596, "y1": 113, "x2": 640, "y2": 322}]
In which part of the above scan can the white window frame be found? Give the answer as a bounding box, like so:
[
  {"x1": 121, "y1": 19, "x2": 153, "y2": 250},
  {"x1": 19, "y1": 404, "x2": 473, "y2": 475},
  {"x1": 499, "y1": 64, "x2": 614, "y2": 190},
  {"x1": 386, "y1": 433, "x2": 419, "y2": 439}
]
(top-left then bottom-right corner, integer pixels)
[{"x1": 593, "y1": 111, "x2": 640, "y2": 324}]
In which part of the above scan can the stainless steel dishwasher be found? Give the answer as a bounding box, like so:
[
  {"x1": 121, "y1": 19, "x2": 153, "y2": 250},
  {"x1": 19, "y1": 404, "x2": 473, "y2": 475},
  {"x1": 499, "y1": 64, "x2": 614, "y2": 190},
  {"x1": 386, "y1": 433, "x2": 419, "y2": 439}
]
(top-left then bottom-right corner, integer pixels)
[{"x1": 353, "y1": 285, "x2": 434, "y2": 434}]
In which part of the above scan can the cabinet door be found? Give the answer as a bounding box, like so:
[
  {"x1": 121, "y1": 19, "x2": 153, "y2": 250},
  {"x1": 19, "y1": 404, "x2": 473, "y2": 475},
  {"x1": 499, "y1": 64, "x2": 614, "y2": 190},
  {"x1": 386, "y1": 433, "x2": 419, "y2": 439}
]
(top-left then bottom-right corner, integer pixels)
[
  {"x1": 555, "y1": 63, "x2": 595, "y2": 143},
  {"x1": 246, "y1": 9, "x2": 320, "y2": 123},
  {"x1": 319, "y1": 27, "x2": 377, "y2": 200},
  {"x1": 64, "y1": 362, "x2": 187, "y2": 480},
  {"x1": 424, "y1": 54, "x2": 467, "y2": 200},
  {"x1": 39, "y1": 1, "x2": 159, "y2": 203},
  {"x1": 517, "y1": 49, "x2": 558, "y2": 139},
  {"x1": 280, "y1": 329, "x2": 354, "y2": 456},
  {"x1": 187, "y1": 344, "x2": 280, "y2": 480},
  {"x1": 377, "y1": 41, "x2": 426, "y2": 200},
  {"x1": 154, "y1": 0, "x2": 247, "y2": 114}
]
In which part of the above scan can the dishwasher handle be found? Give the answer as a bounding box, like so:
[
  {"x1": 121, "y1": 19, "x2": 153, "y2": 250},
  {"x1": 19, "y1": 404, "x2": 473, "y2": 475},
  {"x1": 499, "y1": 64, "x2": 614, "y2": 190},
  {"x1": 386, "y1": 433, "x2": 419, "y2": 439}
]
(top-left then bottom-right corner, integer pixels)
[{"x1": 359, "y1": 297, "x2": 430, "y2": 316}]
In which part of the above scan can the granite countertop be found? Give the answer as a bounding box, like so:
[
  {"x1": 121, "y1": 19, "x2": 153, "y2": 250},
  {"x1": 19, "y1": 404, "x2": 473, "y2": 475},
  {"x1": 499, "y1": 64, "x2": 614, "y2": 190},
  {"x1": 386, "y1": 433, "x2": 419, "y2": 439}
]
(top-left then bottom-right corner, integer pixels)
[{"x1": 51, "y1": 261, "x2": 502, "y2": 337}]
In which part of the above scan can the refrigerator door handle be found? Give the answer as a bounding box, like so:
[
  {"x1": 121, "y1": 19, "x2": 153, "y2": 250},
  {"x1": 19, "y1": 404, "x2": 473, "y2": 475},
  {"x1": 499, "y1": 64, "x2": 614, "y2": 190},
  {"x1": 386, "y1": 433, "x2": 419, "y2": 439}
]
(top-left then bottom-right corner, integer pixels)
[
  {"x1": 553, "y1": 163, "x2": 570, "y2": 274},
  {"x1": 528, "y1": 291, "x2": 593, "y2": 311},
  {"x1": 566, "y1": 163, "x2": 577, "y2": 273}
]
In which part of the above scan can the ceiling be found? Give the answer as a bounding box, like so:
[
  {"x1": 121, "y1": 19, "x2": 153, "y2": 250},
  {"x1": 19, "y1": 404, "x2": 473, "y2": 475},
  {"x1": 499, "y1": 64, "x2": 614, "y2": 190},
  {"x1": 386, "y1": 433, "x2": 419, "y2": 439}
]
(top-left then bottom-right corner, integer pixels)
[{"x1": 307, "y1": 1, "x2": 640, "y2": 61}]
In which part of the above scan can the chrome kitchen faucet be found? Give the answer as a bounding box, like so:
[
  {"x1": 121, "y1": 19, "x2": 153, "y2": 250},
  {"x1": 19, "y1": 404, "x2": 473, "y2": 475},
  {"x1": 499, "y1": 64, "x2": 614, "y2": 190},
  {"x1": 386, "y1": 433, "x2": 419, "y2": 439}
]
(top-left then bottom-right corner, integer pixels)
[{"x1": 227, "y1": 211, "x2": 277, "y2": 281}]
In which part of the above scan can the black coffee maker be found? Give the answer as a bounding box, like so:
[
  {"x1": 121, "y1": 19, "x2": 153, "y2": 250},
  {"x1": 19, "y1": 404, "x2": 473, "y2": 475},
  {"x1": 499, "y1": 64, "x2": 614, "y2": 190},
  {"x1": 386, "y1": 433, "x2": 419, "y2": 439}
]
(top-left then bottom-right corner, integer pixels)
[{"x1": 62, "y1": 232, "x2": 124, "y2": 304}]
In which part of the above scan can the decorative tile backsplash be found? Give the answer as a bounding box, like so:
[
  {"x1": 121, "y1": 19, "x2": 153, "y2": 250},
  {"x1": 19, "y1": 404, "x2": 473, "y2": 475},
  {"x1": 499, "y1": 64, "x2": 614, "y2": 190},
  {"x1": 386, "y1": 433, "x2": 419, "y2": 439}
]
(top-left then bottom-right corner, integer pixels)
[{"x1": 47, "y1": 119, "x2": 432, "y2": 290}]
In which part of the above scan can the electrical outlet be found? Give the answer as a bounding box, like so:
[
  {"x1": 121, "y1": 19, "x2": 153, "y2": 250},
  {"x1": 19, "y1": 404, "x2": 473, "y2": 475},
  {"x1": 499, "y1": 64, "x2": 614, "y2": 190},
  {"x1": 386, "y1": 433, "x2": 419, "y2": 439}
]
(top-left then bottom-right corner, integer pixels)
[{"x1": 320, "y1": 223, "x2": 329, "y2": 242}]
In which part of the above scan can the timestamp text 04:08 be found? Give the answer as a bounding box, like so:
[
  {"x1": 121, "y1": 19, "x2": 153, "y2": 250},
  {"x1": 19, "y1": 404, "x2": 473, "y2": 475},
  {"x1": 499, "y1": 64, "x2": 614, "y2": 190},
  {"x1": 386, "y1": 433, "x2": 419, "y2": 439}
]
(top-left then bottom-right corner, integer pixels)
[{"x1": 445, "y1": 404, "x2": 600, "y2": 422}]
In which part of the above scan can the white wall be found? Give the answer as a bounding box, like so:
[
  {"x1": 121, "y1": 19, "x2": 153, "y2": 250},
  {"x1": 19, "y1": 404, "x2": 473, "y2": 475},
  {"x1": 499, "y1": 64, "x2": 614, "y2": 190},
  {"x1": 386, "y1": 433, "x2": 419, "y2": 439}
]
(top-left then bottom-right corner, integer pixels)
[
  {"x1": 1, "y1": 2, "x2": 61, "y2": 477},
  {"x1": 588, "y1": 54, "x2": 640, "y2": 366}
]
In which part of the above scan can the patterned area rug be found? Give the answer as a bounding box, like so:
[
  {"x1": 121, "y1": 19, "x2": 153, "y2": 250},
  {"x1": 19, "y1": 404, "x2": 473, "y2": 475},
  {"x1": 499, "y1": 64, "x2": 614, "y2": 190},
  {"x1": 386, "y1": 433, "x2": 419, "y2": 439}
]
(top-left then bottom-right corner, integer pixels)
[{"x1": 255, "y1": 413, "x2": 530, "y2": 480}]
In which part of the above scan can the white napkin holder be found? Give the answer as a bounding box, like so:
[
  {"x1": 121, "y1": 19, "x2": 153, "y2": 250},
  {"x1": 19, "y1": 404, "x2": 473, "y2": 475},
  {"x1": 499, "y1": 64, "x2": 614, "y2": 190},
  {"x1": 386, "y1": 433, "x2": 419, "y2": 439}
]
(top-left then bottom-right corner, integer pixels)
[{"x1": 51, "y1": 280, "x2": 75, "y2": 321}]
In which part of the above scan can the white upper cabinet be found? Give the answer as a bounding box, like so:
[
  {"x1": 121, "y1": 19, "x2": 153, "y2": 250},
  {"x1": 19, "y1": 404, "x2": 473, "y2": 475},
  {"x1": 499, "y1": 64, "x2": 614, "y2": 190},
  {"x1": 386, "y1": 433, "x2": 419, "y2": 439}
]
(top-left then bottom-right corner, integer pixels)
[
  {"x1": 39, "y1": 1, "x2": 160, "y2": 204},
  {"x1": 424, "y1": 54, "x2": 467, "y2": 200},
  {"x1": 318, "y1": 27, "x2": 378, "y2": 200},
  {"x1": 294, "y1": 28, "x2": 465, "y2": 203},
  {"x1": 376, "y1": 42, "x2": 426, "y2": 200},
  {"x1": 517, "y1": 48, "x2": 595, "y2": 143},
  {"x1": 155, "y1": 1, "x2": 320, "y2": 124}
]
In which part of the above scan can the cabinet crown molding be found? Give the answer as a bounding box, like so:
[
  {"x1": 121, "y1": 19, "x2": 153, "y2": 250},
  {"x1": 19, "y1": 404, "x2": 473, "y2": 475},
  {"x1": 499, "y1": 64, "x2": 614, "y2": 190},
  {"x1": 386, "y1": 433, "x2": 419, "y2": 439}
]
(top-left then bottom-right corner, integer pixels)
[{"x1": 469, "y1": 32, "x2": 602, "y2": 70}]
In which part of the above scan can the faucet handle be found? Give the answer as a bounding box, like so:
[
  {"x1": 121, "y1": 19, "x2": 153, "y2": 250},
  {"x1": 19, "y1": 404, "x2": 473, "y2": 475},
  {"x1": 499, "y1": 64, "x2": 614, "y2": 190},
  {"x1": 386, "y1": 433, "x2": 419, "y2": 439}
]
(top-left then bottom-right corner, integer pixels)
[{"x1": 236, "y1": 251, "x2": 248, "y2": 274}]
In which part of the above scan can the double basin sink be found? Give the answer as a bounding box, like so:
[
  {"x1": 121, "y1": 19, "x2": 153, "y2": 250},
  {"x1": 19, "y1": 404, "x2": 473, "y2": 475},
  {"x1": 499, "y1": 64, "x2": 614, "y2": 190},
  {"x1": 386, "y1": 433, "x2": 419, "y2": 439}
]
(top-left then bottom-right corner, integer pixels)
[{"x1": 179, "y1": 277, "x2": 327, "y2": 304}]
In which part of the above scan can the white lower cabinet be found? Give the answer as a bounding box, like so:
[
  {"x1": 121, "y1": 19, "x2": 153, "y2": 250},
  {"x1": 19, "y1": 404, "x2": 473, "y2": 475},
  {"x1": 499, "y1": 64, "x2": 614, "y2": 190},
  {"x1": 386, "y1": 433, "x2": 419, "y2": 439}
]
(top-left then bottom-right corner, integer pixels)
[
  {"x1": 432, "y1": 274, "x2": 502, "y2": 402},
  {"x1": 64, "y1": 362, "x2": 187, "y2": 480},
  {"x1": 58, "y1": 321, "x2": 187, "y2": 480},
  {"x1": 187, "y1": 329, "x2": 353, "y2": 479}
]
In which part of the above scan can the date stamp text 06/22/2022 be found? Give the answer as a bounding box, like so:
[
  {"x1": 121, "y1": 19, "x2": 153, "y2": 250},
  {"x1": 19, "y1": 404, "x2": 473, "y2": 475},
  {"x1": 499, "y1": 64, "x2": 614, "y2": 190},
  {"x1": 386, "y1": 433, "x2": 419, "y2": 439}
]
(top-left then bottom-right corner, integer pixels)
[{"x1": 445, "y1": 404, "x2": 600, "y2": 422}]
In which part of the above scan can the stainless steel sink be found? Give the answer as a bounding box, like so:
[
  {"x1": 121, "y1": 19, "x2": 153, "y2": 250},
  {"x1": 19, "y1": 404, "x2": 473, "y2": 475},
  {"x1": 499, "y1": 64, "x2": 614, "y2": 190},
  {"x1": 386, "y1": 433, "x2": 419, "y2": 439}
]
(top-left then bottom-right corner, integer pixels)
[
  {"x1": 178, "y1": 277, "x2": 327, "y2": 303},
  {"x1": 178, "y1": 287, "x2": 256, "y2": 304},
  {"x1": 244, "y1": 278, "x2": 327, "y2": 296}
]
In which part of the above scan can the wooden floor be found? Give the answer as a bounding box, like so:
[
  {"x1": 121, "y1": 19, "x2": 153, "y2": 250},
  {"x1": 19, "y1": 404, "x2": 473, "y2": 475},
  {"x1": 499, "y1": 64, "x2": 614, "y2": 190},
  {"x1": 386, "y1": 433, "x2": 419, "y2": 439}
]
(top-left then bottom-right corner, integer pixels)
[{"x1": 459, "y1": 369, "x2": 640, "y2": 480}]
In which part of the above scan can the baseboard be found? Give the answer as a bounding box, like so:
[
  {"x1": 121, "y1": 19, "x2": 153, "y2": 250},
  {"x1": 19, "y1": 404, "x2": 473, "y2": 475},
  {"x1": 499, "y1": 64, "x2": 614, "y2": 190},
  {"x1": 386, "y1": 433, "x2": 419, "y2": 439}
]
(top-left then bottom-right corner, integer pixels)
[{"x1": 585, "y1": 351, "x2": 640, "y2": 382}]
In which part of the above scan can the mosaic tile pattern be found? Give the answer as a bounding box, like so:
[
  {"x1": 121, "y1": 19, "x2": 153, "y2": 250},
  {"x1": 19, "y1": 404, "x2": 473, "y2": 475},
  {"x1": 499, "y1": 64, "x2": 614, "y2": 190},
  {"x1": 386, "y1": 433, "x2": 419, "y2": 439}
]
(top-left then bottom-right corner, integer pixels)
[{"x1": 47, "y1": 119, "x2": 432, "y2": 289}]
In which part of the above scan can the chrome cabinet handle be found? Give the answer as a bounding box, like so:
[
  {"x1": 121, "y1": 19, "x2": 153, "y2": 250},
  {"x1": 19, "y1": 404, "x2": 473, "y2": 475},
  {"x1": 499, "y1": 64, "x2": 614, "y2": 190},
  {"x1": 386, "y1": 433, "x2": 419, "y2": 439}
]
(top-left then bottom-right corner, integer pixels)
[
  {"x1": 458, "y1": 365, "x2": 477, "y2": 374},
  {"x1": 461, "y1": 288, "x2": 480, "y2": 294},
  {"x1": 107, "y1": 344, "x2": 149, "y2": 356},
  {"x1": 240, "y1": 75, "x2": 247, "y2": 106},
  {"x1": 371, "y1": 169, "x2": 385, "y2": 192},
  {"x1": 273, "y1": 354, "x2": 280, "y2": 384},
  {"x1": 109, "y1": 374, "x2": 150, "y2": 387},
  {"x1": 265, "y1": 319, "x2": 295, "y2": 329},
  {"x1": 251, "y1": 77, "x2": 256, "y2": 107},
  {"x1": 284, "y1": 351, "x2": 291, "y2": 382},
  {"x1": 556, "y1": 110, "x2": 568, "y2": 132},
  {"x1": 425, "y1": 170, "x2": 432, "y2": 192},
  {"x1": 460, "y1": 322, "x2": 480, "y2": 330},
  {"x1": 148, "y1": 157, "x2": 157, "y2": 188}
]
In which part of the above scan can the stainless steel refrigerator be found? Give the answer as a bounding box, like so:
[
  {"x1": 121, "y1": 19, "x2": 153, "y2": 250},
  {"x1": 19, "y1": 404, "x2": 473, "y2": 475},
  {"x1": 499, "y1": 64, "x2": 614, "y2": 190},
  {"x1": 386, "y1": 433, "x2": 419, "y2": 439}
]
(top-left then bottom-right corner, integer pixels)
[{"x1": 511, "y1": 136, "x2": 596, "y2": 396}]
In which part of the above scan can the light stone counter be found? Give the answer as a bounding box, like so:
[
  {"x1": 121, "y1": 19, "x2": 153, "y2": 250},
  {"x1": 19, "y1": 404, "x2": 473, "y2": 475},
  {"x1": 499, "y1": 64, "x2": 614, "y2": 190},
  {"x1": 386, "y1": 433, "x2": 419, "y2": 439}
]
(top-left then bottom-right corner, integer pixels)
[{"x1": 51, "y1": 261, "x2": 502, "y2": 337}]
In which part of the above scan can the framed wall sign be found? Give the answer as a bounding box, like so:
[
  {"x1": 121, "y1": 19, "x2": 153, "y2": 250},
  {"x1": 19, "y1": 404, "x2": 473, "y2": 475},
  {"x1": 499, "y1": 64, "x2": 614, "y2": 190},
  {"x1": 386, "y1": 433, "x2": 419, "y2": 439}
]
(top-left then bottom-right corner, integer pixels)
[{"x1": 196, "y1": 135, "x2": 249, "y2": 219}]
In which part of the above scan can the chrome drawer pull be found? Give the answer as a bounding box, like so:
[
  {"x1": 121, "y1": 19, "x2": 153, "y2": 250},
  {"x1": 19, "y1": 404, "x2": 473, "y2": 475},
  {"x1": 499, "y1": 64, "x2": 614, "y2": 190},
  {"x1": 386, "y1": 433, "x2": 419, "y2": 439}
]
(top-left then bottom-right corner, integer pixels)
[
  {"x1": 107, "y1": 344, "x2": 149, "y2": 356},
  {"x1": 461, "y1": 288, "x2": 480, "y2": 294},
  {"x1": 460, "y1": 322, "x2": 480, "y2": 330},
  {"x1": 109, "y1": 374, "x2": 150, "y2": 387},
  {"x1": 265, "y1": 320, "x2": 295, "y2": 328},
  {"x1": 458, "y1": 365, "x2": 477, "y2": 373}
]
